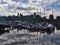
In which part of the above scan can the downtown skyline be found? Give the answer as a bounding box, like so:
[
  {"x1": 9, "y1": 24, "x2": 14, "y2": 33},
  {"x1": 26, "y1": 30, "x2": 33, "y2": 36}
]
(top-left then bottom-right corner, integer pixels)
[{"x1": 0, "y1": 0, "x2": 60, "y2": 19}]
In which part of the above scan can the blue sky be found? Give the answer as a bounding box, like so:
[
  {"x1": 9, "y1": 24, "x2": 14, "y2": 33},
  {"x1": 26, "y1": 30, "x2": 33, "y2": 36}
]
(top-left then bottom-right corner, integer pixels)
[{"x1": 0, "y1": 0, "x2": 60, "y2": 18}]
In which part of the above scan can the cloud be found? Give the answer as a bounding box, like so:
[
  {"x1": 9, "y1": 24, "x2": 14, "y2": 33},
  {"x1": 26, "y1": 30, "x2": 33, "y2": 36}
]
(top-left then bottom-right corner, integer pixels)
[
  {"x1": 40, "y1": 0, "x2": 60, "y2": 11},
  {"x1": 12, "y1": 0, "x2": 29, "y2": 3},
  {"x1": 0, "y1": 0, "x2": 60, "y2": 18},
  {"x1": 1, "y1": 0, "x2": 60, "y2": 11},
  {"x1": 16, "y1": 6, "x2": 28, "y2": 10},
  {"x1": 52, "y1": 1, "x2": 60, "y2": 11},
  {"x1": 32, "y1": 0, "x2": 37, "y2": 3},
  {"x1": 16, "y1": 5, "x2": 35, "y2": 10}
]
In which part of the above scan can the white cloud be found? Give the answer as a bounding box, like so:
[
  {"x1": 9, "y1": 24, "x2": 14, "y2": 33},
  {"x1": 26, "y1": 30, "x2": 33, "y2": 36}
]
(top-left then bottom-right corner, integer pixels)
[{"x1": 0, "y1": 0, "x2": 60, "y2": 19}]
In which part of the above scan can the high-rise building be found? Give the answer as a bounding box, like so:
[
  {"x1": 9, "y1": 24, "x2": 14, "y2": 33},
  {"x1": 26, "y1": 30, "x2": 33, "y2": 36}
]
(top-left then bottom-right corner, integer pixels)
[
  {"x1": 17, "y1": 13, "x2": 19, "y2": 16},
  {"x1": 43, "y1": 16, "x2": 46, "y2": 19},
  {"x1": 34, "y1": 13, "x2": 36, "y2": 15},
  {"x1": 33, "y1": 13, "x2": 36, "y2": 19},
  {"x1": 20, "y1": 13, "x2": 23, "y2": 17},
  {"x1": 56, "y1": 16, "x2": 60, "y2": 20},
  {"x1": 49, "y1": 14, "x2": 54, "y2": 20}
]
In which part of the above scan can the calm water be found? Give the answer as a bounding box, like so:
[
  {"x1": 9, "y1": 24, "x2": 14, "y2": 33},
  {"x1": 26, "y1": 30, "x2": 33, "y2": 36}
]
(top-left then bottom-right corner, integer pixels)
[{"x1": 0, "y1": 28, "x2": 60, "y2": 45}]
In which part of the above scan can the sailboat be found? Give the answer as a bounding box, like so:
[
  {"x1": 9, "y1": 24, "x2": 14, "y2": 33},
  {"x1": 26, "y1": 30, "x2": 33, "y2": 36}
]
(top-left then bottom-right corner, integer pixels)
[{"x1": 41, "y1": 0, "x2": 55, "y2": 34}]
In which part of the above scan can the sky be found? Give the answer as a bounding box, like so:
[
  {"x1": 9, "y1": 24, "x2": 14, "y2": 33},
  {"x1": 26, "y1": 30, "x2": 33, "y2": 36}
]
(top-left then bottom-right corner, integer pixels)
[{"x1": 0, "y1": 0, "x2": 60, "y2": 18}]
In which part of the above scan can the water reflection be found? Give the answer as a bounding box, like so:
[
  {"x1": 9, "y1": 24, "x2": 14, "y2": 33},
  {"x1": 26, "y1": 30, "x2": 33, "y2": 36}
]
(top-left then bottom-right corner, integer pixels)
[{"x1": 0, "y1": 28, "x2": 60, "y2": 45}]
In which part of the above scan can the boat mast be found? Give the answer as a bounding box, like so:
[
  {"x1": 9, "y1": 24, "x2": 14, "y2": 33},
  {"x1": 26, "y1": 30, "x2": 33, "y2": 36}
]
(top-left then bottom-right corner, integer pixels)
[
  {"x1": 42, "y1": 0, "x2": 46, "y2": 23},
  {"x1": 44, "y1": 8, "x2": 45, "y2": 17},
  {"x1": 51, "y1": 0, "x2": 53, "y2": 15},
  {"x1": 42, "y1": 0, "x2": 45, "y2": 17},
  {"x1": 37, "y1": 8, "x2": 38, "y2": 15},
  {"x1": 40, "y1": 7, "x2": 41, "y2": 16},
  {"x1": 43, "y1": 0, "x2": 45, "y2": 17}
]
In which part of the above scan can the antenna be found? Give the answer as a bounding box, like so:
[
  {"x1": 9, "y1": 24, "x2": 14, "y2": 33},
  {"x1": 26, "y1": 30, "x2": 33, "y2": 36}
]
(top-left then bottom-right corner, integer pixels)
[
  {"x1": 43, "y1": 0, "x2": 45, "y2": 17},
  {"x1": 36, "y1": 4, "x2": 40, "y2": 15}
]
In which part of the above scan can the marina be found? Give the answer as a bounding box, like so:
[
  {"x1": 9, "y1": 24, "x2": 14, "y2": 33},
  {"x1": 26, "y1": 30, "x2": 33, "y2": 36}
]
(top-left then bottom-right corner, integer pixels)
[
  {"x1": 0, "y1": 20, "x2": 55, "y2": 35},
  {"x1": 0, "y1": 0, "x2": 60, "y2": 45}
]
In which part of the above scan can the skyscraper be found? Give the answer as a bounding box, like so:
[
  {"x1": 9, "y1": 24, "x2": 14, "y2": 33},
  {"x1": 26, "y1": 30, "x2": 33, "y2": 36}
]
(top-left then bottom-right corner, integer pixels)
[
  {"x1": 33, "y1": 13, "x2": 36, "y2": 19},
  {"x1": 49, "y1": 14, "x2": 54, "y2": 20},
  {"x1": 17, "y1": 13, "x2": 19, "y2": 16}
]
